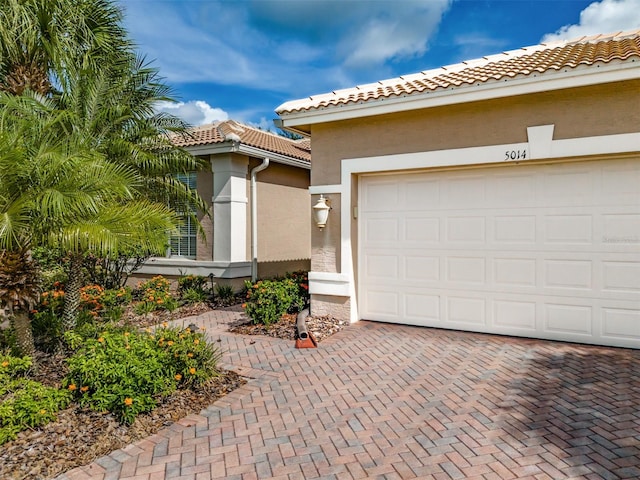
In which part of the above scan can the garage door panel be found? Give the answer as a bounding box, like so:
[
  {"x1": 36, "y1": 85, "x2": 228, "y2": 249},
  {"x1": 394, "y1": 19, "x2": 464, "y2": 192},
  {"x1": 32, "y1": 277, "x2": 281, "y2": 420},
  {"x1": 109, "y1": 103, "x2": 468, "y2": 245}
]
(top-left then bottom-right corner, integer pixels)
[
  {"x1": 364, "y1": 217, "x2": 399, "y2": 243},
  {"x1": 360, "y1": 158, "x2": 640, "y2": 348},
  {"x1": 544, "y1": 259, "x2": 593, "y2": 290},
  {"x1": 446, "y1": 257, "x2": 486, "y2": 285},
  {"x1": 494, "y1": 215, "x2": 537, "y2": 243},
  {"x1": 602, "y1": 308, "x2": 640, "y2": 341},
  {"x1": 405, "y1": 216, "x2": 440, "y2": 242},
  {"x1": 602, "y1": 261, "x2": 640, "y2": 292},
  {"x1": 493, "y1": 300, "x2": 537, "y2": 331},
  {"x1": 404, "y1": 256, "x2": 440, "y2": 282},
  {"x1": 405, "y1": 293, "x2": 440, "y2": 321},
  {"x1": 445, "y1": 176, "x2": 486, "y2": 207},
  {"x1": 446, "y1": 217, "x2": 486, "y2": 243},
  {"x1": 405, "y1": 179, "x2": 440, "y2": 209},
  {"x1": 494, "y1": 258, "x2": 537, "y2": 287},
  {"x1": 544, "y1": 215, "x2": 593, "y2": 244},
  {"x1": 602, "y1": 213, "x2": 640, "y2": 244},
  {"x1": 365, "y1": 254, "x2": 399, "y2": 280}
]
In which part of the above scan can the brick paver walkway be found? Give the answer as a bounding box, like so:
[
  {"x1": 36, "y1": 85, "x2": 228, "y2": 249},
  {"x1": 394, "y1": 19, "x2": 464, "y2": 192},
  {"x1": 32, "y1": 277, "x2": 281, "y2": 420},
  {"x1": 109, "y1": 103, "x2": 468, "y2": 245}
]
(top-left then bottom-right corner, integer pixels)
[{"x1": 58, "y1": 309, "x2": 640, "y2": 480}]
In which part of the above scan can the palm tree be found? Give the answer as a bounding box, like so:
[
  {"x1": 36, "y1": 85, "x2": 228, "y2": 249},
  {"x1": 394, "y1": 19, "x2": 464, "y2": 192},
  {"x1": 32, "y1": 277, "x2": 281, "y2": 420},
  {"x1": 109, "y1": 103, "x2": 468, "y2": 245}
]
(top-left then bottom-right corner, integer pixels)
[
  {"x1": 0, "y1": 92, "x2": 180, "y2": 335},
  {"x1": 0, "y1": 0, "x2": 208, "y2": 334},
  {"x1": 0, "y1": 0, "x2": 131, "y2": 97}
]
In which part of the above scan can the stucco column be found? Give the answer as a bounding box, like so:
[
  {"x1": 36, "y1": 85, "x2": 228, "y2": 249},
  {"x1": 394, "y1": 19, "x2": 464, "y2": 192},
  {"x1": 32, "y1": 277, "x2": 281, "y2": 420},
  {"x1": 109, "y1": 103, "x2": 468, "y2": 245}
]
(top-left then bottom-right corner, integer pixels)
[{"x1": 212, "y1": 154, "x2": 248, "y2": 262}]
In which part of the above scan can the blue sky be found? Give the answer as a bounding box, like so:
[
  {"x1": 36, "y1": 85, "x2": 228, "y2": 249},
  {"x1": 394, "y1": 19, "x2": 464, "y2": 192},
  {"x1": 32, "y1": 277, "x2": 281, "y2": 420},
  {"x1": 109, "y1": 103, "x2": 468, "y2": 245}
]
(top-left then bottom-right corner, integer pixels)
[{"x1": 119, "y1": 0, "x2": 640, "y2": 130}]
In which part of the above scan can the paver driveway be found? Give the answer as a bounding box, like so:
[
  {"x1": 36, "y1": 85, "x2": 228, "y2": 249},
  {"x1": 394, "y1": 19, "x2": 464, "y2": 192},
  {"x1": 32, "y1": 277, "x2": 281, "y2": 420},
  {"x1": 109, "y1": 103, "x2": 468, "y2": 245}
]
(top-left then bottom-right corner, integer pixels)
[{"x1": 59, "y1": 309, "x2": 640, "y2": 480}]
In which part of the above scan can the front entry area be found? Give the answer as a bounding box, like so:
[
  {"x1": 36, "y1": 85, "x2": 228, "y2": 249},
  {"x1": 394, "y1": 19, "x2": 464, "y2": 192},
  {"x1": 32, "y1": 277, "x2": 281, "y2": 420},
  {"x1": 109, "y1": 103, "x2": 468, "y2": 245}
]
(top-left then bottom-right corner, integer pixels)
[{"x1": 359, "y1": 157, "x2": 640, "y2": 348}]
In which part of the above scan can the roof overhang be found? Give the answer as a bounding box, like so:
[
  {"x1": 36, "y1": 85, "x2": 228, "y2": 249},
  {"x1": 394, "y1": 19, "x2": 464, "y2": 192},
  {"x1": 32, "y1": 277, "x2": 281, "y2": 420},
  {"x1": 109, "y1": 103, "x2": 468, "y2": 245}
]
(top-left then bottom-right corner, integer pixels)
[
  {"x1": 276, "y1": 59, "x2": 639, "y2": 134},
  {"x1": 184, "y1": 141, "x2": 310, "y2": 170}
]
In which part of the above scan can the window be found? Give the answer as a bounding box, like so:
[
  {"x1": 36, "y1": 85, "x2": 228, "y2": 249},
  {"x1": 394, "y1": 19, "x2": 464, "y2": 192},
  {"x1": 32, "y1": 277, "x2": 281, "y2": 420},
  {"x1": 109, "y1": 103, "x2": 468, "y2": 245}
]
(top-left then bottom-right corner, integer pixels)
[{"x1": 169, "y1": 172, "x2": 197, "y2": 258}]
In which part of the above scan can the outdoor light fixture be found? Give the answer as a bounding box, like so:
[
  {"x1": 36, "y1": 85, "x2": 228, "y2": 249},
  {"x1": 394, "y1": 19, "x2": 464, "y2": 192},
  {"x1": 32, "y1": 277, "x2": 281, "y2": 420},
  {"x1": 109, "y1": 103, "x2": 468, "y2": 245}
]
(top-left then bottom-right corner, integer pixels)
[{"x1": 313, "y1": 195, "x2": 331, "y2": 229}]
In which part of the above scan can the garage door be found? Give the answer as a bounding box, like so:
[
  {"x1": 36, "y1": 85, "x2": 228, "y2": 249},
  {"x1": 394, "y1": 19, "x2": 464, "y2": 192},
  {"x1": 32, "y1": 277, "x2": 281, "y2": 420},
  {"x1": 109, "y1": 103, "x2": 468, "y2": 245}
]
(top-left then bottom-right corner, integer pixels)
[{"x1": 359, "y1": 158, "x2": 640, "y2": 349}]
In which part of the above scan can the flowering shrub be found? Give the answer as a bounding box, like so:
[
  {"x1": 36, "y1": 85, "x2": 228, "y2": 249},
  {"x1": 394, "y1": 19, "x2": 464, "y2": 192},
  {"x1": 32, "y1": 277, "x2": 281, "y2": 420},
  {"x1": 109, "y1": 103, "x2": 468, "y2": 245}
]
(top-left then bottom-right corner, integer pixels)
[
  {"x1": 79, "y1": 284, "x2": 104, "y2": 318},
  {"x1": 64, "y1": 325, "x2": 219, "y2": 424},
  {"x1": 134, "y1": 276, "x2": 177, "y2": 314},
  {"x1": 243, "y1": 277, "x2": 305, "y2": 327},
  {"x1": 0, "y1": 355, "x2": 71, "y2": 444}
]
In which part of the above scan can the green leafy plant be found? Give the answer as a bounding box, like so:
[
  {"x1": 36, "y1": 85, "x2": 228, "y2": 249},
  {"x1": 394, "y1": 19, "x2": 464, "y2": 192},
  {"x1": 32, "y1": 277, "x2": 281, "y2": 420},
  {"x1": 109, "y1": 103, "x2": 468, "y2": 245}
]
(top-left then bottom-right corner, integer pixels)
[
  {"x1": 30, "y1": 282, "x2": 66, "y2": 352},
  {"x1": 64, "y1": 325, "x2": 220, "y2": 424},
  {"x1": 243, "y1": 278, "x2": 304, "y2": 327},
  {"x1": 0, "y1": 355, "x2": 71, "y2": 444},
  {"x1": 180, "y1": 288, "x2": 208, "y2": 304},
  {"x1": 177, "y1": 275, "x2": 209, "y2": 295},
  {"x1": 215, "y1": 284, "x2": 235, "y2": 302}
]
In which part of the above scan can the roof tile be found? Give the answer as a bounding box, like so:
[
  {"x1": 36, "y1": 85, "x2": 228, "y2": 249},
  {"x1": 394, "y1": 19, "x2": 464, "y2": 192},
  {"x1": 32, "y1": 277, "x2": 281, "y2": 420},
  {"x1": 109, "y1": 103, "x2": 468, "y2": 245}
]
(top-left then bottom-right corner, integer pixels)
[
  {"x1": 276, "y1": 29, "x2": 640, "y2": 115},
  {"x1": 172, "y1": 120, "x2": 310, "y2": 163}
]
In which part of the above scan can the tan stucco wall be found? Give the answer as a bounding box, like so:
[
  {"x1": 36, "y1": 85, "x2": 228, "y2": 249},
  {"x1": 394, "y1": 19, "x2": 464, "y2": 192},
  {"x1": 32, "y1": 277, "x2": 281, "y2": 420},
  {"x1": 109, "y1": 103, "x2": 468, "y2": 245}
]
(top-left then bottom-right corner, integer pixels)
[
  {"x1": 307, "y1": 79, "x2": 640, "y2": 320},
  {"x1": 310, "y1": 79, "x2": 640, "y2": 186},
  {"x1": 243, "y1": 159, "x2": 311, "y2": 280},
  {"x1": 195, "y1": 168, "x2": 213, "y2": 262},
  {"x1": 253, "y1": 161, "x2": 311, "y2": 265}
]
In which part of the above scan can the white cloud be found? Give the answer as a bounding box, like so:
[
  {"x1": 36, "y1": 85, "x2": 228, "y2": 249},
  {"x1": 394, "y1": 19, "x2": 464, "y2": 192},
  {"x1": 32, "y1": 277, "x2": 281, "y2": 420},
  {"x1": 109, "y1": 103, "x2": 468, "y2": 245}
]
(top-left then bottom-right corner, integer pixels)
[
  {"x1": 156, "y1": 100, "x2": 229, "y2": 126},
  {"x1": 342, "y1": 1, "x2": 452, "y2": 68},
  {"x1": 121, "y1": 0, "x2": 452, "y2": 94},
  {"x1": 542, "y1": 0, "x2": 640, "y2": 42}
]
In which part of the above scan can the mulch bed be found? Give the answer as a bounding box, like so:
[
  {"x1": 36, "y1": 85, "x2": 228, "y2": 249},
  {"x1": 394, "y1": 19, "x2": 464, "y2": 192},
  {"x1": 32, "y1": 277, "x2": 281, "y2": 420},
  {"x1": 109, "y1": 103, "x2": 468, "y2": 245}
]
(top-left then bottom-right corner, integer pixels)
[
  {"x1": 228, "y1": 313, "x2": 348, "y2": 343},
  {"x1": 1, "y1": 302, "x2": 347, "y2": 480}
]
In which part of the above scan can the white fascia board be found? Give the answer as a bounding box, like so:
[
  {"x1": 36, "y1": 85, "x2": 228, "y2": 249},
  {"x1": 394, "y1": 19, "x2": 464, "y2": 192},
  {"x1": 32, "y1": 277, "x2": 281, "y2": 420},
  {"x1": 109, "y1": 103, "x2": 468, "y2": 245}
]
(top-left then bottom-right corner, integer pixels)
[
  {"x1": 278, "y1": 61, "x2": 640, "y2": 129},
  {"x1": 186, "y1": 144, "x2": 310, "y2": 170}
]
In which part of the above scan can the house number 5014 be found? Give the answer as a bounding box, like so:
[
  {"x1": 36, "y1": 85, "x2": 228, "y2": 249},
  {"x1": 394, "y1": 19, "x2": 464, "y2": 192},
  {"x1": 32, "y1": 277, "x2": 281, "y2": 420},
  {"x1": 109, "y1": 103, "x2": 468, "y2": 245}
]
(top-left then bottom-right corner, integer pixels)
[{"x1": 505, "y1": 149, "x2": 527, "y2": 160}]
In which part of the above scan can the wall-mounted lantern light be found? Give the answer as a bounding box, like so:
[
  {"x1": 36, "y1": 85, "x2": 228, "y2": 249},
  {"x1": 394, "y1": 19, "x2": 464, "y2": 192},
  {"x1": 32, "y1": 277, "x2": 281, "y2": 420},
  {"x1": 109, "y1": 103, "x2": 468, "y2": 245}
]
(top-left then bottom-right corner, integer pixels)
[{"x1": 313, "y1": 195, "x2": 331, "y2": 229}]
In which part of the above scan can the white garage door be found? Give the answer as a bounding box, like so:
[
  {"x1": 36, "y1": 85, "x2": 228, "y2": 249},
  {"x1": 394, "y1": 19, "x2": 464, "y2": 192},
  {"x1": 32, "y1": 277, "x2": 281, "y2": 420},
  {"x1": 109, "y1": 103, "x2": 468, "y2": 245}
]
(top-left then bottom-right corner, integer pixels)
[{"x1": 359, "y1": 158, "x2": 640, "y2": 349}]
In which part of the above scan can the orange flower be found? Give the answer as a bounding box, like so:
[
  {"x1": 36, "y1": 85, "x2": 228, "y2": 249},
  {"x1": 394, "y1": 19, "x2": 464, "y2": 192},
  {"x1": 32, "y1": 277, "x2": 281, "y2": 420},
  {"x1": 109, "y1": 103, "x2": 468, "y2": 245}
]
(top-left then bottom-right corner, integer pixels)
[
  {"x1": 80, "y1": 386, "x2": 89, "y2": 393},
  {"x1": 124, "y1": 397, "x2": 133, "y2": 406},
  {"x1": 68, "y1": 384, "x2": 77, "y2": 391},
  {"x1": 167, "y1": 340, "x2": 174, "y2": 346},
  {"x1": 189, "y1": 367, "x2": 196, "y2": 375},
  {"x1": 242, "y1": 303, "x2": 247, "y2": 309},
  {"x1": 1, "y1": 361, "x2": 9, "y2": 367},
  {"x1": 97, "y1": 337, "x2": 105, "y2": 343},
  {"x1": 193, "y1": 339, "x2": 200, "y2": 345},
  {"x1": 175, "y1": 374, "x2": 182, "y2": 381},
  {"x1": 187, "y1": 353, "x2": 193, "y2": 358},
  {"x1": 124, "y1": 332, "x2": 130, "y2": 337},
  {"x1": 157, "y1": 299, "x2": 164, "y2": 304}
]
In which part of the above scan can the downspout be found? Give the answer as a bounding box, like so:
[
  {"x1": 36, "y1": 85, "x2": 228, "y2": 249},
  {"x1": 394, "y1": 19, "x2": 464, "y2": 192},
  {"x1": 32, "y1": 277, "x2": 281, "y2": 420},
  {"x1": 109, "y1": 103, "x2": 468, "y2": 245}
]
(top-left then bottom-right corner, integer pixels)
[{"x1": 250, "y1": 157, "x2": 269, "y2": 282}]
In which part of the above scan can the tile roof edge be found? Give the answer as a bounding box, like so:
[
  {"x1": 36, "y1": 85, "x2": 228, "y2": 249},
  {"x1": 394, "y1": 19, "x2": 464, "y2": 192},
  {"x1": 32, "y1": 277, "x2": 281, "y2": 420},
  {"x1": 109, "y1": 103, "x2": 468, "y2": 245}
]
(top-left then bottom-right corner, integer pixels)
[{"x1": 275, "y1": 28, "x2": 640, "y2": 115}]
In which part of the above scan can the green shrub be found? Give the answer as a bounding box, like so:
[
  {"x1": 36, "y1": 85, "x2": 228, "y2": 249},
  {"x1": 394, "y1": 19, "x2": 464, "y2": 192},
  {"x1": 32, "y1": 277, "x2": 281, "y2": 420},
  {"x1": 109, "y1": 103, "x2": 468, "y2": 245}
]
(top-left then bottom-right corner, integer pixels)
[
  {"x1": 134, "y1": 276, "x2": 177, "y2": 314},
  {"x1": 64, "y1": 325, "x2": 220, "y2": 424},
  {"x1": 31, "y1": 283, "x2": 65, "y2": 352},
  {"x1": 243, "y1": 278, "x2": 304, "y2": 327},
  {"x1": 177, "y1": 275, "x2": 209, "y2": 295},
  {"x1": 215, "y1": 284, "x2": 234, "y2": 302},
  {"x1": 0, "y1": 355, "x2": 71, "y2": 444},
  {"x1": 180, "y1": 287, "x2": 208, "y2": 304}
]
